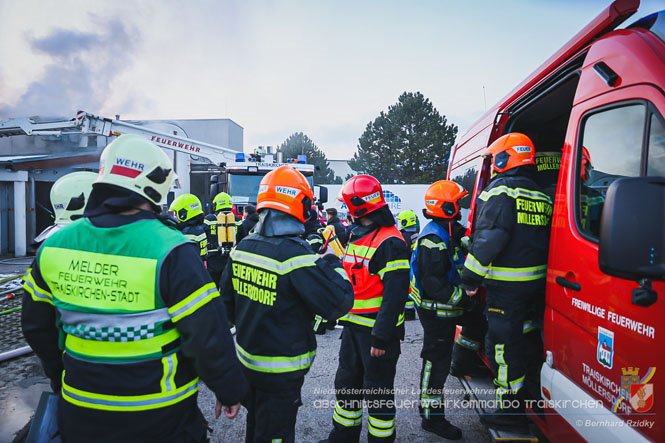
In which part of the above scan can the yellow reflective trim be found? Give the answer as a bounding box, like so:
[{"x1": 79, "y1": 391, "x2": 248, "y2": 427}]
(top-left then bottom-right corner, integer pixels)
[
  {"x1": 420, "y1": 238, "x2": 446, "y2": 250},
  {"x1": 345, "y1": 244, "x2": 377, "y2": 259},
  {"x1": 62, "y1": 374, "x2": 198, "y2": 411},
  {"x1": 23, "y1": 271, "x2": 54, "y2": 305},
  {"x1": 352, "y1": 297, "x2": 383, "y2": 310},
  {"x1": 235, "y1": 344, "x2": 316, "y2": 373},
  {"x1": 340, "y1": 312, "x2": 405, "y2": 328},
  {"x1": 160, "y1": 354, "x2": 178, "y2": 392},
  {"x1": 168, "y1": 282, "x2": 219, "y2": 322},
  {"x1": 485, "y1": 264, "x2": 547, "y2": 282},
  {"x1": 511, "y1": 375, "x2": 525, "y2": 391},
  {"x1": 377, "y1": 259, "x2": 410, "y2": 278},
  {"x1": 333, "y1": 403, "x2": 362, "y2": 427},
  {"x1": 368, "y1": 415, "x2": 395, "y2": 437},
  {"x1": 334, "y1": 268, "x2": 351, "y2": 283},
  {"x1": 456, "y1": 334, "x2": 480, "y2": 351},
  {"x1": 340, "y1": 313, "x2": 375, "y2": 327},
  {"x1": 230, "y1": 250, "x2": 318, "y2": 274},
  {"x1": 494, "y1": 344, "x2": 508, "y2": 389},
  {"x1": 464, "y1": 254, "x2": 488, "y2": 278},
  {"x1": 479, "y1": 186, "x2": 551, "y2": 203},
  {"x1": 65, "y1": 328, "x2": 180, "y2": 359},
  {"x1": 368, "y1": 415, "x2": 395, "y2": 428}
]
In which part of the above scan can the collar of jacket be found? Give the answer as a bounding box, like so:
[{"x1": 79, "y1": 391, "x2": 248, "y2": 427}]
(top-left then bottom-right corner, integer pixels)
[{"x1": 254, "y1": 208, "x2": 305, "y2": 237}]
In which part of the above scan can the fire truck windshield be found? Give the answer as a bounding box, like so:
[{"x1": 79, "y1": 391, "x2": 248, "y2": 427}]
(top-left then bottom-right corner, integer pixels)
[{"x1": 227, "y1": 173, "x2": 314, "y2": 203}]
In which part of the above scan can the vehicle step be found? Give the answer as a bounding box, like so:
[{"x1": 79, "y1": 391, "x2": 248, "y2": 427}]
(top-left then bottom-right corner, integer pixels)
[{"x1": 457, "y1": 374, "x2": 540, "y2": 443}]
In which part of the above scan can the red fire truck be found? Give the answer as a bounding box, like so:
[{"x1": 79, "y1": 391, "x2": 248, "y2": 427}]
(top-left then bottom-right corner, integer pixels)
[{"x1": 449, "y1": 1, "x2": 664, "y2": 441}]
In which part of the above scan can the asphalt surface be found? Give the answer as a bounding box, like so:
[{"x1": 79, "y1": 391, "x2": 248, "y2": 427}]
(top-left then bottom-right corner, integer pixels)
[{"x1": 199, "y1": 320, "x2": 493, "y2": 443}]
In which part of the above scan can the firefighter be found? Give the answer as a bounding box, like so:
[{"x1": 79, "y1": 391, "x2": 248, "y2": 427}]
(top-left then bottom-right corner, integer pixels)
[
  {"x1": 169, "y1": 193, "x2": 208, "y2": 262},
  {"x1": 396, "y1": 209, "x2": 419, "y2": 320},
  {"x1": 220, "y1": 165, "x2": 353, "y2": 443},
  {"x1": 34, "y1": 171, "x2": 98, "y2": 244},
  {"x1": 396, "y1": 209, "x2": 419, "y2": 248},
  {"x1": 325, "y1": 207, "x2": 349, "y2": 246},
  {"x1": 21, "y1": 134, "x2": 248, "y2": 442},
  {"x1": 409, "y1": 180, "x2": 468, "y2": 440},
  {"x1": 322, "y1": 175, "x2": 410, "y2": 443},
  {"x1": 237, "y1": 204, "x2": 259, "y2": 243},
  {"x1": 460, "y1": 132, "x2": 552, "y2": 430},
  {"x1": 204, "y1": 191, "x2": 234, "y2": 285}
]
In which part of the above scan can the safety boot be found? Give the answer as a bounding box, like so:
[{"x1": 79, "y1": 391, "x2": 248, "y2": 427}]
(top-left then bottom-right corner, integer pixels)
[
  {"x1": 421, "y1": 417, "x2": 462, "y2": 440},
  {"x1": 449, "y1": 343, "x2": 485, "y2": 377}
]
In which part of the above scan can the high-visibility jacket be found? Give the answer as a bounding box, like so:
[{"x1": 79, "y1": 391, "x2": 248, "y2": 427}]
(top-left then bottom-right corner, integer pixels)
[
  {"x1": 204, "y1": 213, "x2": 220, "y2": 253},
  {"x1": 409, "y1": 220, "x2": 465, "y2": 317},
  {"x1": 28, "y1": 218, "x2": 208, "y2": 411},
  {"x1": 339, "y1": 225, "x2": 410, "y2": 335},
  {"x1": 181, "y1": 223, "x2": 207, "y2": 260},
  {"x1": 221, "y1": 232, "x2": 354, "y2": 384},
  {"x1": 461, "y1": 173, "x2": 552, "y2": 289}
]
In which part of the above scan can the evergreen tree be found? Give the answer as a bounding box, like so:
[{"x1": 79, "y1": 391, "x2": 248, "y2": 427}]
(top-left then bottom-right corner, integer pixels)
[
  {"x1": 349, "y1": 92, "x2": 458, "y2": 183},
  {"x1": 279, "y1": 132, "x2": 338, "y2": 184}
]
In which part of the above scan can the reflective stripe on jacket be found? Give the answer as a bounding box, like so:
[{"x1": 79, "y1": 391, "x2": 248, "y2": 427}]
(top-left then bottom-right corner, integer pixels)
[
  {"x1": 409, "y1": 221, "x2": 464, "y2": 316},
  {"x1": 339, "y1": 225, "x2": 409, "y2": 330},
  {"x1": 36, "y1": 218, "x2": 208, "y2": 411},
  {"x1": 222, "y1": 233, "x2": 353, "y2": 382},
  {"x1": 461, "y1": 175, "x2": 552, "y2": 288}
]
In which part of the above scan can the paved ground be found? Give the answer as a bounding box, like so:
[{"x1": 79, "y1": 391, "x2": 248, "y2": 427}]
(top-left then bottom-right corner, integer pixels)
[
  {"x1": 199, "y1": 320, "x2": 493, "y2": 443},
  {"x1": 0, "y1": 355, "x2": 49, "y2": 443}
]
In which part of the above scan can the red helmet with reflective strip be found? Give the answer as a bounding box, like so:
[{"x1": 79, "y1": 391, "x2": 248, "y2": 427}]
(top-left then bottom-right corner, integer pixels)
[
  {"x1": 338, "y1": 175, "x2": 387, "y2": 218},
  {"x1": 486, "y1": 132, "x2": 536, "y2": 174}
]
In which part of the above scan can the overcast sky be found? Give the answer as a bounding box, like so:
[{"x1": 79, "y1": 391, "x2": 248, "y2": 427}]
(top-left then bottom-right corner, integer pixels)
[{"x1": 0, "y1": 0, "x2": 662, "y2": 159}]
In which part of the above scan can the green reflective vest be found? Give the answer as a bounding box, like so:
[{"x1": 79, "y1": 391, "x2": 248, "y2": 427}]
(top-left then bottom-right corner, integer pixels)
[{"x1": 39, "y1": 218, "x2": 189, "y2": 363}]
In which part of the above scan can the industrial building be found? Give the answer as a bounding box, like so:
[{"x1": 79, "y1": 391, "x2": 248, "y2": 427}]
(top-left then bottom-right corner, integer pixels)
[{"x1": 0, "y1": 115, "x2": 242, "y2": 256}]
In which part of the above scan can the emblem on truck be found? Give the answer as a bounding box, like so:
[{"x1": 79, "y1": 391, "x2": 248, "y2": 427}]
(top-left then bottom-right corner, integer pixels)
[
  {"x1": 612, "y1": 366, "x2": 656, "y2": 415},
  {"x1": 597, "y1": 326, "x2": 614, "y2": 369},
  {"x1": 619, "y1": 367, "x2": 655, "y2": 413}
]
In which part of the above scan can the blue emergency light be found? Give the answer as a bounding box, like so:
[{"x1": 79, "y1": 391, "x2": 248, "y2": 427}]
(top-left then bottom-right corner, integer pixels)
[
  {"x1": 297, "y1": 154, "x2": 307, "y2": 164},
  {"x1": 235, "y1": 153, "x2": 246, "y2": 162}
]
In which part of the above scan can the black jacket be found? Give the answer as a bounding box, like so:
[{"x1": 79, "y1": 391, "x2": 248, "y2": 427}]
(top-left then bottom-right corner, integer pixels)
[
  {"x1": 237, "y1": 212, "x2": 259, "y2": 243},
  {"x1": 461, "y1": 172, "x2": 552, "y2": 290},
  {"x1": 220, "y1": 218, "x2": 353, "y2": 385},
  {"x1": 327, "y1": 215, "x2": 349, "y2": 246},
  {"x1": 203, "y1": 213, "x2": 220, "y2": 253},
  {"x1": 416, "y1": 220, "x2": 465, "y2": 303},
  {"x1": 178, "y1": 220, "x2": 207, "y2": 261}
]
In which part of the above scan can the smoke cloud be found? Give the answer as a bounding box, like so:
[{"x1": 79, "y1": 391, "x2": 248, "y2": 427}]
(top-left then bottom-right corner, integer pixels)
[{"x1": 0, "y1": 16, "x2": 138, "y2": 119}]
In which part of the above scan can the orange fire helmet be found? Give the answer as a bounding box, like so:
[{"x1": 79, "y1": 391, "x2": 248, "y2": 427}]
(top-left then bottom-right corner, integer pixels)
[
  {"x1": 338, "y1": 175, "x2": 387, "y2": 218},
  {"x1": 424, "y1": 180, "x2": 469, "y2": 219},
  {"x1": 487, "y1": 132, "x2": 535, "y2": 174},
  {"x1": 256, "y1": 165, "x2": 314, "y2": 223}
]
